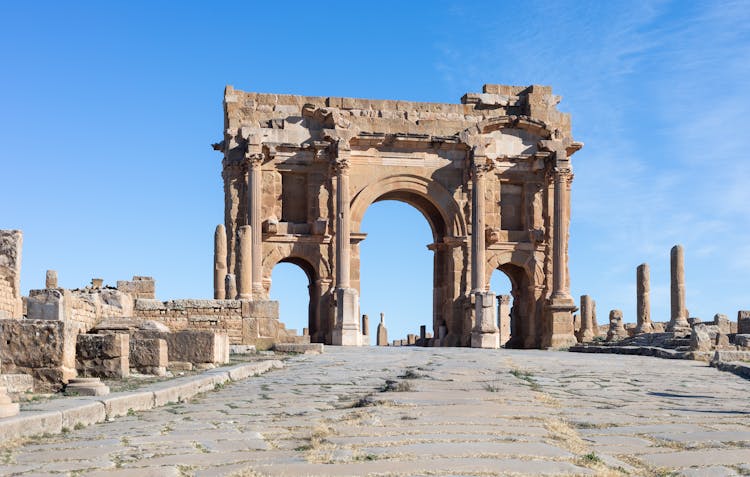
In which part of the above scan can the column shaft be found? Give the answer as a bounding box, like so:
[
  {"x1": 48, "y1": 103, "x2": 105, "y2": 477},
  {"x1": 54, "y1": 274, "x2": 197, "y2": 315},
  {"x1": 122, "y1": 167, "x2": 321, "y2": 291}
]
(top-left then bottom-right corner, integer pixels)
[
  {"x1": 471, "y1": 167, "x2": 486, "y2": 292},
  {"x1": 237, "y1": 225, "x2": 252, "y2": 300},
  {"x1": 249, "y1": 159, "x2": 264, "y2": 296},
  {"x1": 336, "y1": 169, "x2": 351, "y2": 288},
  {"x1": 636, "y1": 263, "x2": 653, "y2": 333},
  {"x1": 214, "y1": 224, "x2": 227, "y2": 299},
  {"x1": 669, "y1": 245, "x2": 689, "y2": 330},
  {"x1": 551, "y1": 172, "x2": 568, "y2": 298}
]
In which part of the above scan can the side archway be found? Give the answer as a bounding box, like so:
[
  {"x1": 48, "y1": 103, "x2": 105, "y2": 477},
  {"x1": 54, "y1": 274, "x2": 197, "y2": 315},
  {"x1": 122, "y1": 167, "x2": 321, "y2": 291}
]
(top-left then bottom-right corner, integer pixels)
[
  {"x1": 263, "y1": 246, "x2": 329, "y2": 342},
  {"x1": 486, "y1": 250, "x2": 537, "y2": 348}
]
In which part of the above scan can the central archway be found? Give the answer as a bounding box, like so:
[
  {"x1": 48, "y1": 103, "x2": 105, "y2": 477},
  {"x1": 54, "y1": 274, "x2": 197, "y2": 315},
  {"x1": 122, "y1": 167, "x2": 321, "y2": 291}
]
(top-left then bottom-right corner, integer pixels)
[{"x1": 350, "y1": 174, "x2": 467, "y2": 346}]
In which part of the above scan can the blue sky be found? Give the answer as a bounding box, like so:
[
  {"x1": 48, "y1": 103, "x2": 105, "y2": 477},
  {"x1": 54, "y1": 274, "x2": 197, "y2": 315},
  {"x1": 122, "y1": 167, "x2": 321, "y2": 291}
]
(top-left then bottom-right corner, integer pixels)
[{"x1": 1, "y1": 1, "x2": 748, "y2": 343}]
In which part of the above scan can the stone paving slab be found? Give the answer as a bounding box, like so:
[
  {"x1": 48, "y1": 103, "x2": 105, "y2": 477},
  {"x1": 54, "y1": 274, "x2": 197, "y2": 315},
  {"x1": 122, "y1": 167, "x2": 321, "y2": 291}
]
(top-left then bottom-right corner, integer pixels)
[
  {"x1": 1, "y1": 348, "x2": 749, "y2": 476},
  {"x1": 0, "y1": 359, "x2": 283, "y2": 441}
]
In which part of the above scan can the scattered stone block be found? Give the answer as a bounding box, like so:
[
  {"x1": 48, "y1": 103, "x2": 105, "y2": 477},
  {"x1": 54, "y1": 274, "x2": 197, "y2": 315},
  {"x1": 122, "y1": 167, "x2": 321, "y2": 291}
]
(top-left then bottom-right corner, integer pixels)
[
  {"x1": 76, "y1": 333, "x2": 130, "y2": 378},
  {"x1": 229, "y1": 344, "x2": 256, "y2": 354},
  {"x1": 65, "y1": 377, "x2": 110, "y2": 396},
  {"x1": 168, "y1": 361, "x2": 193, "y2": 372},
  {"x1": 691, "y1": 324, "x2": 713, "y2": 352},
  {"x1": 273, "y1": 343, "x2": 324, "y2": 354},
  {"x1": 129, "y1": 338, "x2": 167, "y2": 376}
]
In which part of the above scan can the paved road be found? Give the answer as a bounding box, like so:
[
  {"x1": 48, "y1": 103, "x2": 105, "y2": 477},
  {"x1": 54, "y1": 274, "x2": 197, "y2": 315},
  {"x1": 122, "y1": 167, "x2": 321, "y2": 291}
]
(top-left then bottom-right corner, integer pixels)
[{"x1": 2, "y1": 348, "x2": 750, "y2": 476}]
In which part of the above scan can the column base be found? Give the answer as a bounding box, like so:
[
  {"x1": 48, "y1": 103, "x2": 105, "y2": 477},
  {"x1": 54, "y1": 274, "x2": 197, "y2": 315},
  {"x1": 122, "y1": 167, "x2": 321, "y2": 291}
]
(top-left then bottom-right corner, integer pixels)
[
  {"x1": 331, "y1": 287, "x2": 362, "y2": 346},
  {"x1": 666, "y1": 320, "x2": 691, "y2": 337},
  {"x1": 471, "y1": 291, "x2": 499, "y2": 349},
  {"x1": 635, "y1": 322, "x2": 655, "y2": 334},
  {"x1": 471, "y1": 332, "x2": 500, "y2": 348},
  {"x1": 543, "y1": 296, "x2": 578, "y2": 349}
]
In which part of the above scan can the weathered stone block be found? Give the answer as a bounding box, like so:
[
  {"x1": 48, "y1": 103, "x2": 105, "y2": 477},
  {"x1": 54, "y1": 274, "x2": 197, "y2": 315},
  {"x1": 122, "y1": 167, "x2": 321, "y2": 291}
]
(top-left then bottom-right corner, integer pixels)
[
  {"x1": 713, "y1": 314, "x2": 731, "y2": 334},
  {"x1": 0, "y1": 373, "x2": 33, "y2": 396},
  {"x1": 734, "y1": 334, "x2": 750, "y2": 348},
  {"x1": 691, "y1": 324, "x2": 713, "y2": 352},
  {"x1": 0, "y1": 319, "x2": 78, "y2": 390},
  {"x1": 76, "y1": 333, "x2": 130, "y2": 378},
  {"x1": 242, "y1": 300, "x2": 279, "y2": 319},
  {"x1": 133, "y1": 330, "x2": 229, "y2": 364},
  {"x1": 116, "y1": 276, "x2": 156, "y2": 299},
  {"x1": 26, "y1": 288, "x2": 71, "y2": 321},
  {"x1": 737, "y1": 311, "x2": 750, "y2": 334},
  {"x1": 129, "y1": 338, "x2": 167, "y2": 375}
]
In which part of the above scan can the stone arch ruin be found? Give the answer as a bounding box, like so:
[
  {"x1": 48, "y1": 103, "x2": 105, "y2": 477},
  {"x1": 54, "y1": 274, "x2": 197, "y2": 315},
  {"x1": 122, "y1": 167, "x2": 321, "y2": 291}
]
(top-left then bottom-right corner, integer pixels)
[{"x1": 213, "y1": 84, "x2": 582, "y2": 348}]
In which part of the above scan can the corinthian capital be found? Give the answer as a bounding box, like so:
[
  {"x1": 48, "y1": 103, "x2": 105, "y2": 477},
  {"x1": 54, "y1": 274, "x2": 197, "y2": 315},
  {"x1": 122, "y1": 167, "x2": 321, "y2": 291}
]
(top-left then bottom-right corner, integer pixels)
[
  {"x1": 244, "y1": 152, "x2": 264, "y2": 168},
  {"x1": 471, "y1": 157, "x2": 495, "y2": 179},
  {"x1": 332, "y1": 157, "x2": 351, "y2": 174}
]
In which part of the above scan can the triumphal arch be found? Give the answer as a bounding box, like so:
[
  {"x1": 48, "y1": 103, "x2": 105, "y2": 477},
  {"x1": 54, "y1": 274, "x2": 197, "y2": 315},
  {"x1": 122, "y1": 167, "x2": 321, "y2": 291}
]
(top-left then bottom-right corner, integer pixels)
[{"x1": 212, "y1": 84, "x2": 582, "y2": 349}]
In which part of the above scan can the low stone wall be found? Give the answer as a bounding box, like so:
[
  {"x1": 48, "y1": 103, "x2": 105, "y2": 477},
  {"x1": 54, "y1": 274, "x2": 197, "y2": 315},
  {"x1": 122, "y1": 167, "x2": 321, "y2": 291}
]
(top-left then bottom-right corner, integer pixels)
[
  {"x1": 0, "y1": 319, "x2": 80, "y2": 390},
  {"x1": 0, "y1": 230, "x2": 23, "y2": 318},
  {"x1": 26, "y1": 287, "x2": 133, "y2": 331},
  {"x1": 134, "y1": 299, "x2": 243, "y2": 343},
  {"x1": 132, "y1": 298, "x2": 306, "y2": 348}
]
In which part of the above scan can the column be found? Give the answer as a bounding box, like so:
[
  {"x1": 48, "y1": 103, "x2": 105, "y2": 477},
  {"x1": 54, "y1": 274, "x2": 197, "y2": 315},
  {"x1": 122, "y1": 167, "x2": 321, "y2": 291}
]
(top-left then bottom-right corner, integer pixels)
[
  {"x1": 577, "y1": 295, "x2": 595, "y2": 342},
  {"x1": 635, "y1": 263, "x2": 654, "y2": 333},
  {"x1": 214, "y1": 224, "x2": 227, "y2": 299},
  {"x1": 222, "y1": 161, "x2": 243, "y2": 279},
  {"x1": 551, "y1": 169, "x2": 570, "y2": 299},
  {"x1": 336, "y1": 157, "x2": 351, "y2": 288},
  {"x1": 331, "y1": 148, "x2": 361, "y2": 346},
  {"x1": 470, "y1": 156, "x2": 499, "y2": 348},
  {"x1": 245, "y1": 152, "x2": 265, "y2": 297},
  {"x1": 668, "y1": 245, "x2": 690, "y2": 332},
  {"x1": 237, "y1": 225, "x2": 252, "y2": 300},
  {"x1": 542, "y1": 149, "x2": 577, "y2": 348}
]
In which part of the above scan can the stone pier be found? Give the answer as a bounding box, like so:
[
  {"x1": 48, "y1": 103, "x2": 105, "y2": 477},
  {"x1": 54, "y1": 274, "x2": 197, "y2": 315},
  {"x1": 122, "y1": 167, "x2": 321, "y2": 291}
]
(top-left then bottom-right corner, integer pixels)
[
  {"x1": 497, "y1": 294, "x2": 511, "y2": 346},
  {"x1": 470, "y1": 157, "x2": 499, "y2": 349}
]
